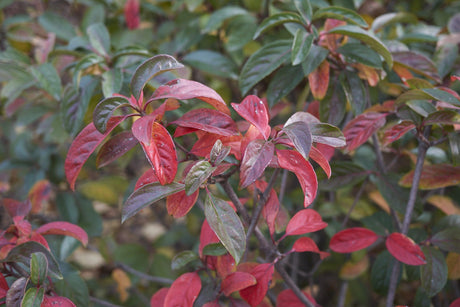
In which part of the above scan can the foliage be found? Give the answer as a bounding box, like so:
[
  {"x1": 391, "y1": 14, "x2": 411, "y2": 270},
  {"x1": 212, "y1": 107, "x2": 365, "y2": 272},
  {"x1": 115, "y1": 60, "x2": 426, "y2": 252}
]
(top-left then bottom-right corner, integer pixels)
[{"x1": 1, "y1": 0, "x2": 460, "y2": 306}]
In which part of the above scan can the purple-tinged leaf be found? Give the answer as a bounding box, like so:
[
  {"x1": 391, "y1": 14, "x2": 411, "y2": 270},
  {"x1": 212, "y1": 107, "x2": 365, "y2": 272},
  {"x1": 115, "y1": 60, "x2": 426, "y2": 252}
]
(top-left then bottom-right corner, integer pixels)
[
  {"x1": 310, "y1": 123, "x2": 346, "y2": 147},
  {"x1": 172, "y1": 108, "x2": 238, "y2": 137},
  {"x1": 6, "y1": 277, "x2": 26, "y2": 307},
  {"x1": 282, "y1": 121, "x2": 312, "y2": 160},
  {"x1": 399, "y1": 164, "x2": 460, "y2": 190},
  {"x1": 381, "y1": 121, "x2": 415, "y2": 146},
  {"x1": 185, "y1": 161, "x2": 217, "y2": 195},
  {"x1": 285, "y1": 209, "x2": 327, "y2": 236},
  {"x1": 393, "y1": 51, "x2": 440, "y2": 82},
  {"x1": 431, "y1": 227, "x2": 460, "y2": 253},
  {"x1": 386, "y1": 233, "x2": 426, "y2": 265},
  {"x1": 93, "y1": 96, "x2": 131, "y2": 133},
  {"x1": 231, "y1": 95, "x2": 270, "y2": 140},
  {"x1": 240, "y1": 140, "x2": 274, "y2": 188},
  {"x1": 424, "y1": 110, "x2": 460, "y2": 125},
  {"x1": 420, "y1": 246, "x2": 448, "y2": 297},
  {"x1": 122, "y1": 182, "x2": 185, "y2": 222},
  {"x1": 309, "y1": 146, "x2": 331, "y2": 178},
  {"x1": 167, "y1": 190, "x2": 199, "y2": 218},
  {"x1": 343, "y1": 112, "x2": 387, "y2": 151},
  {"x1": 97, "y1": 131, "x2": 138, "y2": 168},
  {"x1": 210, "y1": 139, "x2": 231, "y2": 165}
]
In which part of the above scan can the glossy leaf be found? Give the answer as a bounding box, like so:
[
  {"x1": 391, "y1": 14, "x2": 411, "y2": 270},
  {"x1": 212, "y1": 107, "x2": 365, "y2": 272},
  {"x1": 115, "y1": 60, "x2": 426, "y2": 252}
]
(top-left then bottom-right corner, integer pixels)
[
  {"x1": 199, "y1": 219, "x2": 220, "y2": 258},
  {"x1": 343, "y1": 112, "x2": 387, "y2": 151},
  {"x1": 102, "y1": 68, "x2": 123, "y2": 98},
  {"x1": 420, "y1": 246, "x2": 448, "y2": 297},
  {"x1": 221, "y1": 272, "x2": 257, "y2": 296},
  {"x1": 210, "y1": 139, "x2": 231, "y2": 165},
  {"x1": 130, "y1": 55, "x2": 184, "y2": 100},
  {"x1": 205, "y1": 193, "x2": 246, "y2": 264},
  {"x1": 291, "y1": 237, "x2": 329, "y2": 259},
  {"x1": 261, "y1": 186, "x2": 280, "y2": 237},
  {"x1": 202, "y1": 243, "x2": 227, "y2": 256},
  {"x1": 202, "y1": 6, "x2": 249, "y2": 33},
  {"x1": 87, "y1": 23, "x2": 110, "y2": 56},
  {"x1": 151, "y1": 78, "x2": 230, "y2": 115},
  {"x1": 285, "y1": 209, "x2": 327, "y2": 236},
  {"x1": 385, "y1": 233, "x2": 426, "y2": 265},
  {"x1": 171, "y1": 251, "x2": 199, "y2": 271},
  {"x1": 183, "y1": 50, "x2": 238, "y2": 80},
  {"x1": 239, "y1": 263, "x2": 274, "y2": 307},
  {"x1": 167, "y1": 190, "x2": 199, "y2": 218},
  {"x1": 239, "y1": 40, "x2": 291, "y2": 96},
  {"x1": 282, "y1": 121, "x2": 312, "y2": 160},
  {"x1": 330, "y1": 228, "x2": 378, "y2": 253},
  {"x1": 342, "y1": 69, "x2": 367, "y2": 115},
  {"x1": 435, "y1": 43, "x2": 458, "y2": 79},
  {"x1": 431, "y1": 227, "x2": 460, "y2": 253},
  {"x1": 185, "y1": 161, "x2": 216, "y2": 195},
  {"x1": 231, "y1": 95, "x2": 270, "y2": 140},
  {"x1": 31, "y1": 63, "x2": 62, "y2": 100},
  {"x1": 22, "y1": 287, "x2": 44, "y2": 307},
  {"x1": 308, "y1": 60, "x2": 329, "y2": 100},
  {"x1": 424, "y1": 110, "x2": 460, "y2": 125},
  {"x1": 337, "y1": 43, "x2": 383, "y2": 68},
  {"x1": 65, "y1": 116, "x2": 127, "y2": 190},
  {"x1": 294, "y1": 0, "x2": 312, "y2": 24},
  {"x1": 277, "y1": 149, "x2": 318, "y2": 207},
  {"x1": 392, "y1": 51, "x2": 440, "y2": 83},
  {"x1": 292, "y1": 29, "x2": 314, "y2": 65},
  {"x1": 301, "y1": 45, "x2": 330, "y2": 76},
  {"x1": 381, "y1": 121, "x2": 415, "y2": 146},
  {"x1": 396, "y1": 88, "x2": 460, "y2": 106},
  {"x1": 276, "y1": 289, "x2": 318, "y2": 307},
  {"x1": 30, "y1": 252, "x2": 48, "y2": 285},
  {"x1": 35, "y1": 221, "x2": 88, "y2": 246},
  {"x1": 328, "y1": 25, "x2": 393, "y2": 67},
  {"x1": 6, "y1": 277, "x2": 26, "y2": 306},
  {"x1": 309, "y1": 146, "x2": 332, "y2": 178},
  {"x1": 96, "y1": 131, "x2": 138, "y2": 168},
  {"x1": 313, "y1": 6, "x2": 367, "y2": 27},
  {"x1": 371, "y1": 12, "x2": 418, "y2": 32},
  {"x1": 267, "y1": 65, "x2": 304, "y2": 107},
  {"x1": 135, "y1": 168, "x2": 159, "y2": 190},
  {"x1": 172, "y1": 108, "x2": 238, "y2": 136},
  {"x1": 253, "y1": 13, "x2": 304, "y2": 39},
  {"x1": 240, "y1": 140, "x2": 274, "y2": 188},
  {"x1": 310, "y1": 123, "x2": 346, "y2": 147},
  {"x1": 122, "y1": 182, "x2": 185, "y2": 222},
  {"x1": 399, "y1": 164, "x2": 460, "y2": 190}
]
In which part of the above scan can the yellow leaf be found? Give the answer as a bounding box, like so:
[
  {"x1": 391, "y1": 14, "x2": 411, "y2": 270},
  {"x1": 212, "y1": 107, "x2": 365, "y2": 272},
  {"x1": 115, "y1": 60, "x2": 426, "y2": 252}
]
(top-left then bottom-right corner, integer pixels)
[
  {"x1": 340, "y1": 255, "x2": 369, "y2": 280},
  {"x1": 368, "y1": 190, "x2": 390, "y2": 213},
  {"x1": 355, "y1": 63, "x2": 379, "y2": 86},
  {"x1": 112, "y1": 268, "x2": 131, "y2": 302},
  {"x1": 427, "y1": 195, "x2": 460, "y2": 216},
  {"x1": 446, "y1": 252, "x2": 460, "y2": 280}
]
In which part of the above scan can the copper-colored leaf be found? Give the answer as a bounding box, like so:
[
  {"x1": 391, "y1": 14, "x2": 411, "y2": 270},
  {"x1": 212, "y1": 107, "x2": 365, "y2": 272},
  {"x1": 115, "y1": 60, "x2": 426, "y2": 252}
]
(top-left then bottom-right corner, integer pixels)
[
  {"x1": 343, "y1": 112, "x2": 387, "y2": 151},
  {"x1": 381, "y1": 121, "x2": 415, "y2": 147},
  {"x1": 27, "y1": 180, "x2": 51, "y2": 214},
  {"x1": 426, "y1": 195, "x2": 460, "y2": 215},
  {"x1": 308, "y1": 60, "x2": 330, "y2": 100},
  {"x1": 231, "y1": 95, "x2": 270, "y2": 140},
  {"x1": 385, "y1": 233, "x2": 426, "y2": 265},
  {"x1": 172, "y1": 109, "x2": 238, "y2": 137},
  {"x1": 240, "y1": 140, "x2": 274, "y2": 188},
  {"x1": 339, "y1": 255, "x2": 370, "y2": 280},
  {"x1": 446, "y1": 252, "x2": 460, "y2": 280},
  {"x1": 399, "y1": 164, "x2": 460, "y2": 190},
  {"x1": 330, "y1": 228, "x2": 378, "y2": 253},
  {"x1": 167, "y1": 190, "x2": 199, "y2": 218},
  {"x1": 112, "y1": 268, "x2": 131, "y2": 302},
  {"x1": 35, "y1": 221, "x2": 88, "y2": 246}
]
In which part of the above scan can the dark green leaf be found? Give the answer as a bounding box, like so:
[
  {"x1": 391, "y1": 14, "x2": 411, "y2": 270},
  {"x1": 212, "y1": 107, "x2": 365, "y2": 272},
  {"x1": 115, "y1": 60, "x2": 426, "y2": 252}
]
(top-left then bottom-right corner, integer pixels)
[
  {"x1": 342, "y1": 69, "x2": 367, "y2": 115},
  {"x1": 301, "y1": 44, "x2": 329, "y2": 76},
  {"x1": 82, "y1": 4, "x2": 105, "y2": 30},
  {"x1": 239, "y1": 40, "x2": 292, "y2": 96},
  {"x1": 371, "y1": 12, "x2": 418, "y2": 32},
  {"x1": 202, "y1": 243, "x2": 228, "y2": 256},
  {"x1": 328, "y1": 25, "x2": 393, "y2": 67},
  {"x1": 253, "y1": 12, "x2": 304, "y2": 39},
  {"x1": 337, "y1": 43, "x2": 383, "y2": 68},
  {"x1": 53, "y1": 262, "x2": 89, "y2": 306},
  {"x1": 205, "y1": 193, "x2": 245, "y2": 264},
  {"x1": 21, "y1": 287, "x2": 45, "y2": 307},
  {"x1": 310, "y1": 123, "x2": 346, "y2": 147},
  {"x1": 93, "y1": 96, "x2": 131, "y2": 133},
  {"x1": 406, "y1": 100, "x2": 437, "y2": 117},
  {"x1": 420, "y1": 246, "x2": 448, "y2": 297},
  {"x1": 102, "y1": 68, "x2": 123, "y2": 98},
  {"x1": 371, "y1": 251, "x2": 401, "y2": 294},
  {"x1": 2, "y1": 242, "x2": 62, "y2": 279},
  {"x1": 313, "y1": 6, "x2": 368, "y2": 27},
  {"x1": 267, "y1": 65, "x2": 304, "y2": 107},
  {"x1": 130, "y1": 54, "x2": 184, "y2": 100},
  {"x1": 87, "y1": 23, "x2": 110, "y2": 56},
  {"x1": 30, "y1": 252, "x2": 48, "y2": 285},
  {"x1": 183, "y1": 50, "x2": 238, "y2": 79},
  {"x1": 319, "y1": 161, "x2": 368, "y2": 190},
  {"x1": 396, "y1": 88, "x2": 460, "y2": 106},
  {"x1": 112, "y1": 46, "x2": 151, "y2": 62},
  {"x1": 225, "y1": 14, "x2": 258, "y2": 52},
  {"x1": 72, "y1": 54, "x2": 104, "y2": 87},
  {"x1": 185, "y1": 161, "x2": 216, "y2": 196},
  {"x1": 38, "y1": 11, "x2": 76, "y2": 41},
  {"x1": 171, "y1": 251, "x2": 199, "y2": 270},
  {"x1": 202, "y1": 6, "x2": 249, "y2": 33},
  {"x1": 435, "y1": 43, "x2": 458, "y2": 79},
  {"x1": 294, "y1": 0, "x2": 313, "y2": 24},
  {"x1": 376, "y1": 174, "x2": 410, "y2": 213},
  {"x1": 431, "y1": 227, "x2": 460, "y2": 253},
  {"x1": 361, "y1": 211, "x2": 394, "y2": 236},
  {"x1": 449, "y1": 132, "x2": 460, "y2": 166},
  {"x1": 291, "y1": 29, "x2": 314, "y2": 65},
  {"x1": 283, "y1": 121, "x2": 312, "y2": 159},
  {"x1": 31, "y1": 63, "x2": 62, "y2": 100},
  {"x1": 122, "y1": 182, "x2": 185, "y2": 222}
]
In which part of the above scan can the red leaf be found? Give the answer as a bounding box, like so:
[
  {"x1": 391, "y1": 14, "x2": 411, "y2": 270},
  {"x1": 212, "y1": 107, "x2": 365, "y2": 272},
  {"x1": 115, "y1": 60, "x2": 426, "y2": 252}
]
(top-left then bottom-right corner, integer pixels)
[
  {"x1": 231, "y1": 95, "x2": 270, "y2": 140},
  {"x1": 28, "y1": 180, "x2": 51, "y2": 214},
  {"x1": 35, "y1": 222, "x2": 88, "y2": 246},
  {"x1": 135, "y1": 168, "x2": 159, "y2": 190},
  {"x1": 174, "y1": 126, "x2": 198, "y2": 137},
  {"x1": 241, "y1": 124, "x2": 265, "y2": 158},
  {"x1": 386, "y1": 233, "x2": 426, "y2": 265},
  {"x1": 239, "y1": 263, "x2": 274, "y2": 307},
  {"x1": 172, "y1": 109, "x2": 238, "y2": 137},
  {"x1": 199, "y1": 220, "x2": 220, "y2": 258},
  {"x1": 381, "y1": 121, "x2": 415, "y2": 147},
  {"x1": 0, "y1": 274, "x2": 8, "y2": 299},
  {"x1": 309, "y1": 146, "x2": 331, "y2": 178},
  {"x1": 203, "y1": 300, "x2": 221, "y2": 307},
  {"x1": 285, "y1": 209, "x2": 327, "y2": 236},
  {"x1": 124, "y1": 0, "x2": 140, "y2": 30},
  {"x1": 240, "y1": 140, "x2": 274, "y2": 188},
  {"x1": 150, "y1": 288, "x2": 169, "y2": 307},
  {"x1": 164, "y1": 272, "x2": 201, "y2": 307},
  {"x1": 291, "y1": 237, "x2": 330, "y2": 259},
  {"x1": 166, "y1": 190, "x2": 199, "y2": 218},
  {"x1": 343, "y1": 112, "x2": 387, "y2": 151},
  {"x1": 276, "y1": 289, "x2": 319, "y2": 307},
  {"x1": 3, "y1": 198, "x2": 31, "y2": 219},
  {"x1": 14, "y1": 217, "x2": 32, "y2": 237},
  {"x1": 151, "y1": 98, "x2": 180, "y2": 121},
  {"x1": 216, "y1": 253, "x2": 236, "y2": 279},
  {"x1": 222, "y1": 272, "x2": 257, "y2": 296},
  {"x1": 151, "y1": 79, "x2": 231, "y2": 115},
  {"x1": 276, "y1": 149, "x2": 318, "y2": 207},
  {"x1": 190, "y1": 134, "x2": 242, "y2": 160},
  {"x1": 65, "y1": 116, "x2": 127, "y2": 190},
  {"x1": 254, "y1": 181, "x2": 279, "y2": 237},
  {"x1": 42, "y1": 295, "x2": 76, "y2": 307},
  {"x1": 399, "y1": 164, "x2": 460, "y2": 190},
  {"x1": 96, "y1": 131, "x2": 138, "y2": 168},
  {"x1": 308, "y1": 60, "x2": 330, "y2": 100},
  {"x1": 451, "y1": 75, "x2": 460, "y2": 82},
  {"x1": 450, "y1": 298, "x2": 460, "y2": 307},
  {"x1": 329, "y1": 228, "x2": 378, "y2": 253},
  {"x1": 133, "y1": 121, "x2": 177, "y2": 185}
]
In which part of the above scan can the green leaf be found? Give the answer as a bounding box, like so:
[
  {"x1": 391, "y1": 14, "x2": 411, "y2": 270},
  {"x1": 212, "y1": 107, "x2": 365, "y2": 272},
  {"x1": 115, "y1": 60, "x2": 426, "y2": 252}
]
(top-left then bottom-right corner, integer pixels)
[
  {"x1": 371, "y1": 12, "x2": 418, "y2": 32},
  {"x1": 225, "y1": 14, "x2": 258, "y2": 52},
  {"x1": 93, "y1": 96, "x2": 131, "y2": 133},
  {"x1": 53, "y1": 262, "x2": 89, "y2": 307},
  {"x1": 424, "y1": 110, "x2": 460, "y2": 125},
  {"x1": 337, "y1": 43, "x2": 383, "y2": 68},
  {"x1": 183, "y1": 50, "x2": 238, "y2": 79},
  {"x1": 2, "y1": 242, "x2": 62, "y2": 279},
  {"x1": 72, "y1": 53, "x2": 104, "y2": 87},
  {"x1": 202, "y1": 6, "x2": 249, "y2": 33},
  {"x1": 396, "y1": 88, "x2": 460, "y2": 106},
  {"x1": 185, "y1": 0, "x2": 204, "y2": 11},
  {"x1": 239, "y1": 40, "x2": 292, "y2": 96},
  {"x1": 282, "y1": 121, "x2": 312, "y2": 159},
  {"x1": 431, "y1": 227, "x2": 460, "y2": 253},
  {"x1": 434, "y1": 43, "x2": 458, "y2": 79},
  {"x1": 171, "y1": 251, "x2": 199, "y2": 270},
  {"x1": 253, "y1": 12, "x2": 304, "y2": 39},
  {"x1": 102, "y1": 68, "x2": 123, "y2": 98},
  {"x1": 301, "y1": 44, "x2": 329, "y2": 76},
  {"x1": 291, "y1": 29, "x2": 314, "y2": 65},
  {"x1": 30, "y1": 252, "x2": 48, "y2": 285},
  {"x1": 87, "y1": 23, "x2": 110, "y2": 56},
  {"x1": 130, "y1": 54, "x2": 184, "y2": 100},
  {"x1": 122, "y1": 182, "x2": 185, "y2": 222},
  {"x1": 376, "y1": 174, "x2": 409, "y2": 214},
  {"x1": 328, "y1": 25, "x2": 393, "y2": 68},
  {"x1": 449, "y1": 132, "x2": 460, "y2": 166},
  {"x1": 294, "y1": 0, "x2": 313, "y2": 24},
  {"x1": 205, "y1": 193, "x2": 245, "y2": 264},
  {"x1": 371, "y1": 250, "x2": 401, "y2": 294},
  {"x1": 31, "y1": 63, "x2": 62, "y2": 100},
  {"x1": 341, "y1": 69, "x2": 367, "y2": 115},
  {"x1": 420, "y1": 246, "x2": 448, "y2": 297},
  {"x1": 310, "y1": 123, "x2": 346, "y2": 147},
  {"x1": 312, "y1": 6, "x2": 368, "y2": 27},
  {"x1": 406, "y1": 100, "x2": 437, "y2": 117},
  {"x1": 185, "y1": 161, "x2": 216, "y2": 196},
  {"x1": 319, "y1": 161, "x2": 368, "y2": 190},
  {"x1": 112, "y1": 46, "x2": 151, "y2": 62},
  {"x1": 210, "y1": 139, "x2": 231, "y2": 165},
  {"x1": 267, "y1": 64, "x2": 304, "y2": 107},
  {"x1": 38, "y1": 11, "x2": 76, "y2": 41},
  {"x1": 21, "y1": 287, "x2": 45, "y2": 307},
  {"x1": 202, "y1": 243, "x2": 228, "y2": 256}
]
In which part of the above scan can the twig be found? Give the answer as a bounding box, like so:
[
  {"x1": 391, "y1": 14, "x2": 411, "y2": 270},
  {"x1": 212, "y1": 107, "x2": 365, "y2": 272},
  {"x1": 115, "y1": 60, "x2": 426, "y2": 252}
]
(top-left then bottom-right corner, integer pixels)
[
  {"x1": 279, "y1": 169, "x2": 289, "y2": 203},
  {"x1": 116, "y1": 262, "x2": 174, "y2": 285},
  {"x1": 89, "y1": 296, "x2": 124, "y2": 307},
  {"x1": 336, "y1": 281, "x2": 348, "y2": 307},
  {"x1": 341, "y1": 181, "x2": 366, "y2": 228},
  {"x1": 275, "y1": 262, "x2": 316, "y2": 307},
  {"x1": 221, "y1": 180, "x2": 250, "y2": 226}
]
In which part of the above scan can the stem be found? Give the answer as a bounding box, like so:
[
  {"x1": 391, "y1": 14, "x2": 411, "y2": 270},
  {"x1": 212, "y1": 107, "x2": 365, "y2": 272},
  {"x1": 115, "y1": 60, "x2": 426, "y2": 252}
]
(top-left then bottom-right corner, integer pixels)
[
  {"x1": 276, "y1": 262, "x2": 316, "y2": 307},
  {"x1": 385, "y1": 129, "x2": 430, "y2": 307},
  {"x1": 336, "y1": 281, "x2": 348, "y2": 307},
  {"x1": 116, "y1": 262, "x2": 174, "y2": 285},
  {"x1": 89, "y1": 297, "x2": 124, "y2": 307},
  {"x1": 341, "y1": 181, "x2": 366, "y2": 228}
]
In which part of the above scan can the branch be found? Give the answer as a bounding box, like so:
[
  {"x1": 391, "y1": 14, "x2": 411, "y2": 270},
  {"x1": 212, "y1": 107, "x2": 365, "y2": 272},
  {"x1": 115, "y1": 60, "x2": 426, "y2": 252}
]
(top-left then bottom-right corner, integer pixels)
[
  {"x1": 275, "y1": 262, "x2": 316, "y2": 307},
  {"x1": 116, "y1": 262, "x2": 174, "y2": 285},
  {"x1": 89, "y1": 297, "x2": 124, "y2": 307}
]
